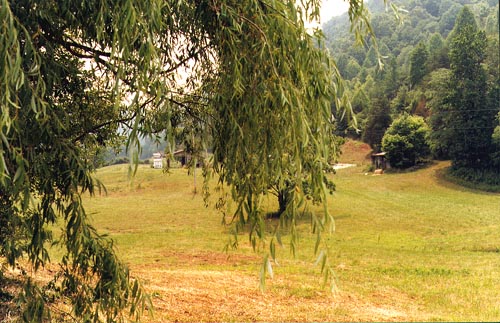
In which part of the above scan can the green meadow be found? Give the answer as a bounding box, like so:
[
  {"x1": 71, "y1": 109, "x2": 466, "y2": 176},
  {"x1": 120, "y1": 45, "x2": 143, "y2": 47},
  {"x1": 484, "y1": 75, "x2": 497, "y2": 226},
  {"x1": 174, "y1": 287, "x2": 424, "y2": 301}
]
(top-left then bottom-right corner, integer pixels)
[{"x1": 82, "y1": 153, "x2": 500, "y2": 321}]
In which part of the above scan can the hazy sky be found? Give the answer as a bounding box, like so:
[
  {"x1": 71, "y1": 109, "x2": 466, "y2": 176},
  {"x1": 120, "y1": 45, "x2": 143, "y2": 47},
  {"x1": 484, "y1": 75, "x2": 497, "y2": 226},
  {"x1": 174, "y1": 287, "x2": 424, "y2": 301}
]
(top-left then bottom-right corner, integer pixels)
[{"x1": 320, "y1": 0, "x2": 349, "y2": 23}]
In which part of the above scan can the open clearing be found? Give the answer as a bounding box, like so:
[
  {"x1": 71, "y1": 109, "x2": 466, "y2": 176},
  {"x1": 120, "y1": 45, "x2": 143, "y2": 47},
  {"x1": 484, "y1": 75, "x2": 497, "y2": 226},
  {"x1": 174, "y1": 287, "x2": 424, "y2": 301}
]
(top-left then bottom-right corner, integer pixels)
[{"x1": 75, "y1": 141, "x2": 500, "y2": 321}]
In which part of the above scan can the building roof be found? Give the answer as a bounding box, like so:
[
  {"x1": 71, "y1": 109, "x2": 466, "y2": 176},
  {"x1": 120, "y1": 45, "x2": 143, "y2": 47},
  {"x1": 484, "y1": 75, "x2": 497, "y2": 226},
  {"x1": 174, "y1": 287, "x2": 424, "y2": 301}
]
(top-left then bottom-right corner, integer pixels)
[{"x1": 173, "y1": 149, "x2": 187, "y2": 156}]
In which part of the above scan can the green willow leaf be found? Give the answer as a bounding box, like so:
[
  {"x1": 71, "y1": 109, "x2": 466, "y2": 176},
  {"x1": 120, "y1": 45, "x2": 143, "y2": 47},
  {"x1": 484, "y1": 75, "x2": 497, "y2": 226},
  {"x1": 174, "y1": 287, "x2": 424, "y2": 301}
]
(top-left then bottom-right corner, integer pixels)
[{"x1": 1, "y1": 0, "x2": 379, "y2": 320}]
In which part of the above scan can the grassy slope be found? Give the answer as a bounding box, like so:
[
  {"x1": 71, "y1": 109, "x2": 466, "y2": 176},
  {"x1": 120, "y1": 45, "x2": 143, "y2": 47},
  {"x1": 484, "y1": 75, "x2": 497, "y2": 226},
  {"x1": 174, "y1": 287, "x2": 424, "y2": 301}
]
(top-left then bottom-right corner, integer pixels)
[
  {"x1": 331, "y1": 163, "x2": 500, "y2": 321},
  {"x1": 83, "y1": 145, "x2": 500, "y2": 322}
]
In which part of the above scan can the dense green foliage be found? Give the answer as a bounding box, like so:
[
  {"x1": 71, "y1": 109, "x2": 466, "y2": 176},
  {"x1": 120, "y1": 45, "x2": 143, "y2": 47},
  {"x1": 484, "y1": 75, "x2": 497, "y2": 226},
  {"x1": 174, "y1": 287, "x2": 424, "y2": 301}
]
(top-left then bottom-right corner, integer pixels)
[
  {"x1": 0, "y1": 0, "x2": 380, "y2": 321},
  {"x1": 426, "y1": 68, "x2": 453, "y2": 159},
  {"x1": 324, "y1": 0, "x2": 499, "y2": 183},
  {"x1": 382, "y1": 114, "x2": 430, "y2": 168},
  {"x1": 362, "y1": 97, "x2": 392, "y2": 151},
  {"x1": 445, "y1": 7, "x2": 494, "y2": 169},
  {"x1": 409, "y1": 41, "x2": 429, "y2": 88}
]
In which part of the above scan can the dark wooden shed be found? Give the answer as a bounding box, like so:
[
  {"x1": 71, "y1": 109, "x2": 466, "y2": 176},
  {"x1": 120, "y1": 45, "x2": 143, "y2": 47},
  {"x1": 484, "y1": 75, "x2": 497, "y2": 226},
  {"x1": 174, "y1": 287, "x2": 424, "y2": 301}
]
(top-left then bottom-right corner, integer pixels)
[
  {"x1": 371, "y1": 152, "x2": 389, "y2": 170},
  {"x1": 173, "y1": 149, "x2": 189, "y2": 166}
]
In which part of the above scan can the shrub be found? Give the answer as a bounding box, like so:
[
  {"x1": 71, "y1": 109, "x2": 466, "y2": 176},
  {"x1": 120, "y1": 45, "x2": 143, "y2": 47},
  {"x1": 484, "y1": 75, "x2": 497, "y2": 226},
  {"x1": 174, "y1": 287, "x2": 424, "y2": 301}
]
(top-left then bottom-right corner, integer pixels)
[
  {"x1": 382, "y1": 114, "x2": 431, "y2": 169},
  {"x1": 111, "y1": 157, "x2": 130, "y2": 165}
]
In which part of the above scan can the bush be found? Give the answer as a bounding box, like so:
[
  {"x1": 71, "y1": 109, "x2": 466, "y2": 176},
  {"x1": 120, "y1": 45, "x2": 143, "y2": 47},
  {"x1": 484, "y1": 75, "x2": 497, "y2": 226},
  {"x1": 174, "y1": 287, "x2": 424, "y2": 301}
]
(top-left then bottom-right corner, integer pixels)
[
  {"x1": 111, "y1": 157, "x2": 129, "y2": 165},
  {"x1": 382, "y1": 114, "x2": 430, "y2": 169}
]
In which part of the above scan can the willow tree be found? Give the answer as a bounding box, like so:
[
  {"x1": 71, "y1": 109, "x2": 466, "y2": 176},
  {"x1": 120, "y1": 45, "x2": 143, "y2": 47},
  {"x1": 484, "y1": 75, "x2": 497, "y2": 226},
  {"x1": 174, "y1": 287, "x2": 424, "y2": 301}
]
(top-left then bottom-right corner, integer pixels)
[{"x1": 1, "y1": 0, "x2": 378, "y2": 321}]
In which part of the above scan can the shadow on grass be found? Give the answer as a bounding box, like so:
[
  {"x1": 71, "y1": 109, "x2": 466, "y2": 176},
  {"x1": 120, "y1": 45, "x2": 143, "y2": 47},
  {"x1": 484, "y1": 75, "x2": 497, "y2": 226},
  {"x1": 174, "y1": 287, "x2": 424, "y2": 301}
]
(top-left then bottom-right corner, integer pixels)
[
  {"x1": 0, "y1": 273, "x2": 21, "y2": 322},
  {"x1": 434, "y1": 165, "x2": 500, "y2": 195}
]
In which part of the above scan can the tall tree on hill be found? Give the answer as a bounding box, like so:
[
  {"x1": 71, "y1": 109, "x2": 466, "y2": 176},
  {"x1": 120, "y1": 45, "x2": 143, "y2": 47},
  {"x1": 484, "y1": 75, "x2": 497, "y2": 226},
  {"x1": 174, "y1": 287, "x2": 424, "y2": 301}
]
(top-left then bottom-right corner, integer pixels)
[
  {"x1": 445, "y1": 6, "x2": 494, "y2": 169},
  {"x1": 428, "y1": 33, "x2": 449, "y2": 70},
  {"x1": 439, "y1": 3, "x2": 463, "y2": 36},
  {"x1": 427, "y1": 68, "x2": 453, "y2": 159},
  {"x1": 382, "y1": 56, "x2": 399, "y2": 99},
  {"x1": 362, "y1": 97, "x2": 392, "y2": 152},
  {"x1": 409, "y1": 41, "x2": 429, "y2": 88}
]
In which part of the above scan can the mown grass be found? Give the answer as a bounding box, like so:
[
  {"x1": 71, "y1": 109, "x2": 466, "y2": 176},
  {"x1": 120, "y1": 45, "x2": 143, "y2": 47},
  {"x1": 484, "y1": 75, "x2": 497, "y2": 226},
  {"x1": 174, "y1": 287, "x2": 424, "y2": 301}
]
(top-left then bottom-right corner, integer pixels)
[
  {"x1": 328, "y1": 162, "x2": 500, "y2": 320},
  {"x1": 81, "y1": 158, "x2": 500, "y2": 321}
]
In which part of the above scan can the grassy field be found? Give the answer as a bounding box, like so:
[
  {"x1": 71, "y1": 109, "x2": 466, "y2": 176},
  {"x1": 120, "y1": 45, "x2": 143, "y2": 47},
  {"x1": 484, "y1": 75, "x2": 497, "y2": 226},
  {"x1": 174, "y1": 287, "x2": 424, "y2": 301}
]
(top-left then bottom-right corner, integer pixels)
[{"x1": 81, "y1": 142, "x2": 500, "y2": 322}]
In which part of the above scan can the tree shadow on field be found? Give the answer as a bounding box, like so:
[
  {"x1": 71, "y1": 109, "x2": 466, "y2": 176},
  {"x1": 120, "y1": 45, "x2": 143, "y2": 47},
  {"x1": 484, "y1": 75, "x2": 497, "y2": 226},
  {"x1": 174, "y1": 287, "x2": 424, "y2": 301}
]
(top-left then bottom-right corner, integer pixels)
[
  {"x1": 434, "y1": 164, "x2": 500, "y2": 196},
  {"x1": 0, "y1": 273, "x2": 21, "y2": 322},
  {"x1": 264, "y1": 209, "x2": 317, "y2": 236}
]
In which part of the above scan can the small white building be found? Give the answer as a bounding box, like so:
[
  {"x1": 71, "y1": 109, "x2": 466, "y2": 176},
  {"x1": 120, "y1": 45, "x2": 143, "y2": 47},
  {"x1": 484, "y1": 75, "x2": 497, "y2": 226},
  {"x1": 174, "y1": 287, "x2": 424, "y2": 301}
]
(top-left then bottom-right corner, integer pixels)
[{"x1": 152, "y1": 152, "x2": 163, "y2": 169}]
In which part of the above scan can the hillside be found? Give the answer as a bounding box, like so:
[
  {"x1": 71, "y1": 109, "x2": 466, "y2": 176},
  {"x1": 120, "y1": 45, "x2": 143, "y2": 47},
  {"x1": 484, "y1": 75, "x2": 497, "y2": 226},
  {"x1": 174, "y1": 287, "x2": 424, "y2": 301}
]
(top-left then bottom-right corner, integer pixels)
[
  {"x1": 322, "y1": 0, "x2": 499, "y2": 187},
  {"x1": 324, "y1": 0, "x2": 498, "y2": 77}
]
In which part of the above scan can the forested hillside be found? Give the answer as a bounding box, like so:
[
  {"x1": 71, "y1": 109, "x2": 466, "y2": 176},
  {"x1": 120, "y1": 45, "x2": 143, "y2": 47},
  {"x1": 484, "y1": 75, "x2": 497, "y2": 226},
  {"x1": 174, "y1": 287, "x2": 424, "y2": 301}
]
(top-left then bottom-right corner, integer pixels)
[{"x1": 324, "y1": 0, "x2": 499, "y2": 186}]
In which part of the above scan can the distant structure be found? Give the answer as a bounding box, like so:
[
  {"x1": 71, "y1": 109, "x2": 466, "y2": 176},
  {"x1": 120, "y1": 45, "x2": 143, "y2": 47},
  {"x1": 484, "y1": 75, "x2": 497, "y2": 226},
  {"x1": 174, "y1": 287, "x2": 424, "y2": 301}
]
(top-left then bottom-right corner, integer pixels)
[
  {"x1": 173, "y1": 149, "x2": 188, "y2": 166},
  {"x1": 152, "y1": 152, "x2": 163, "y2": 169},
  {"x1": 173, "y1": 149, "x2": 201, "y2": 167},
  {"x1": 371, "y1": 152, "x2": 389, "y2": 171}
]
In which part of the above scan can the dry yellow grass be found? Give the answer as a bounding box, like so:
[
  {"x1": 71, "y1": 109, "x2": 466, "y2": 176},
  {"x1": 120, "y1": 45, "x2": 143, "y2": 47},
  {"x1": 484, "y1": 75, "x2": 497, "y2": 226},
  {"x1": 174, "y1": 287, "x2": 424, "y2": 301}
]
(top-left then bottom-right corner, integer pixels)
[{"x1": 133, "y1": 262, "x2": 420, "y2": 322}]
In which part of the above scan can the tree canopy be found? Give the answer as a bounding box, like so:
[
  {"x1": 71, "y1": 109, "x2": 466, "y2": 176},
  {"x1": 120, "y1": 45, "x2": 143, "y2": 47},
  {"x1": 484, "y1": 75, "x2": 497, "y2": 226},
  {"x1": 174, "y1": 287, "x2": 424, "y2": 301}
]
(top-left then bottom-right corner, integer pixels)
[
  {"x1": 0, "y1": 0, "x2": 377, "y2": 321},
  {"x1": 409, "y1": 41, "x2": 429, "y2": 88}
]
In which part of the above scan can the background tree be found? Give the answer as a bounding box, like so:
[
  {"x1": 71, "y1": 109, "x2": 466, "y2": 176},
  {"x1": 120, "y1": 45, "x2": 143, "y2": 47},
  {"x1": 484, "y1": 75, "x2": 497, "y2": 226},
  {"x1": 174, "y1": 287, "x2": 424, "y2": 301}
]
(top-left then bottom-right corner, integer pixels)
[
  {"x1": 382, "y1": 56, "x2": 400, "y2": 99},
  {"x1": 439, "y1": 3, "x2": 463, "y2": 36},
  {"x1": 344, "y1": 58, "x2": 362, "y2": 80},
  {"x1": 445, "y1": 6, "x2": 494, "y2": 169},
  {"x1": 491, "y1": 112, "x2": 500, "y2": 167},
  {"x1": 427, "y1": 33, "x2": 449, "y2": 70},
  {"x1": 409, "y1": 41, "x2": 429, "y2": 88},
  {"x1": 381, "y1": 114, "x2": 431, "y2": 168},
  {"x1": 362, "y1": 97, "x2": 392, "y2": 152},
  {"x1": 426, "y1": 68, "x2": 453, "y2": 159}
]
